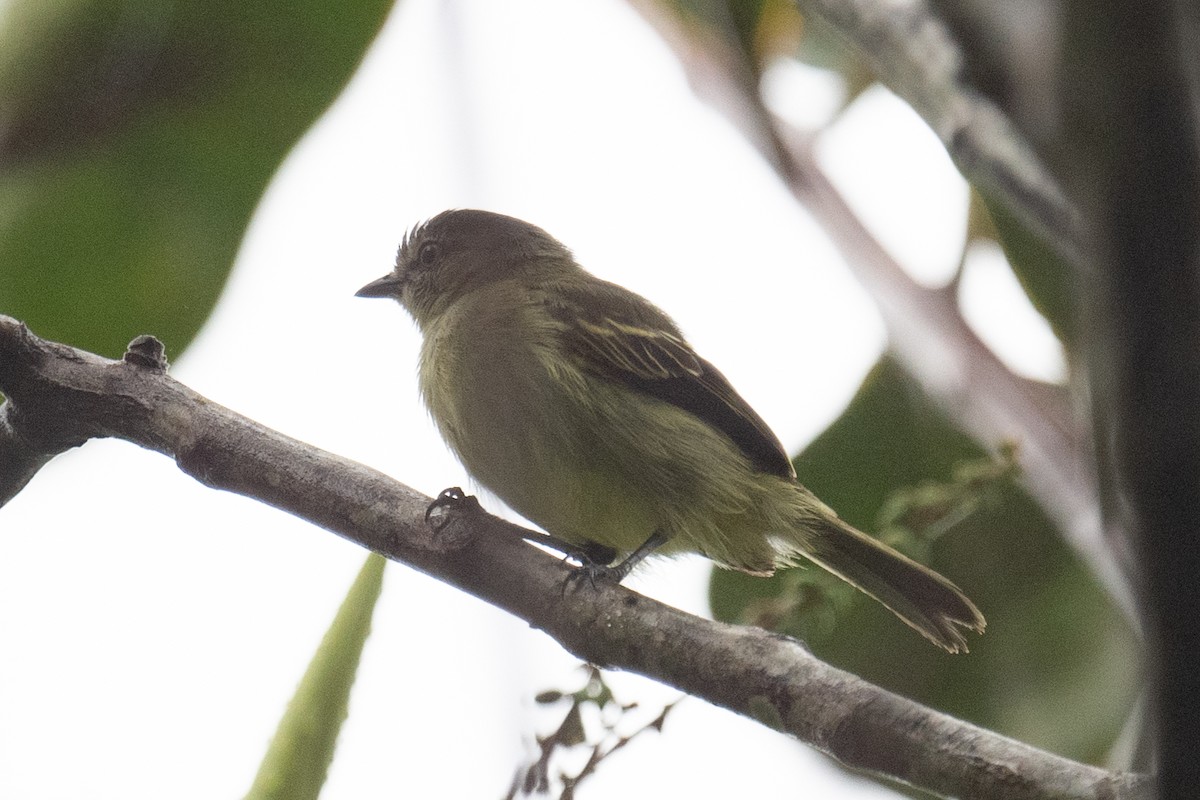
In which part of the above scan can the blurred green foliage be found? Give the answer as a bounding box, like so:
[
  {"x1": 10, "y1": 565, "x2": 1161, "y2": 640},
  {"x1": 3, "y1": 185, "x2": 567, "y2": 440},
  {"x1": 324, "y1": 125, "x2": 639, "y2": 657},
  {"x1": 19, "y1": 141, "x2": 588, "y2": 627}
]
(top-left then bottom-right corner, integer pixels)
[
  {"x1": 711, "y1": 357, "x2": 1139, "y2": 766},
  {"x1": 0, "y1": 0, "x2": 394, "y2": 358},
  {"x1": 1, "y1": 4, "x2": 397, "y2": 788}
]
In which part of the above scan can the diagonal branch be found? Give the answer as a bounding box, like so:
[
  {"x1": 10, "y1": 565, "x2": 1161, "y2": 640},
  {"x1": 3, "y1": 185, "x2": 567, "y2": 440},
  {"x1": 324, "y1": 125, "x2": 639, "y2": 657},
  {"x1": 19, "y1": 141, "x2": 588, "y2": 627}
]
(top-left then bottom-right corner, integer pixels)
[
  {"x1": 625, "y1": 0, "x2": 1139, "y2": 627},
  {"x1": 0, "y1": 315, "x2": 1152, "y2": 800},
  {"x1": 790, "y1": 0, "x2": 1084, "y2": 267},
  {"x1": 628, "y1": 0, "x2": 1081, "y2": 264},
  {"x1": 779, "y1": 134, "x2": 1139, "y2": 626}
]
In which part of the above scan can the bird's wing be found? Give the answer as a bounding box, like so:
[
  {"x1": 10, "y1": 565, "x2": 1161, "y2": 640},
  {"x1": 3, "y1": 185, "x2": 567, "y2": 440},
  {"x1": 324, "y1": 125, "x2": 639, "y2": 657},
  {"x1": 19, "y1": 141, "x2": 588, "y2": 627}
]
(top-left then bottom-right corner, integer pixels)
[{"x1": 543, "y1": 280, "x2": 796, "y2": 480}]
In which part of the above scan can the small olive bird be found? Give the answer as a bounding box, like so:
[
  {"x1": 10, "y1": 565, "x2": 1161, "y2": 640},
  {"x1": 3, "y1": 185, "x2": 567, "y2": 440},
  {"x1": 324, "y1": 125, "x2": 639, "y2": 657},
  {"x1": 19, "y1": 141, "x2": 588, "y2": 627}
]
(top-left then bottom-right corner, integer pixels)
[{"x1": 357, "y1": 209, "x2": 985, "y2": 652}]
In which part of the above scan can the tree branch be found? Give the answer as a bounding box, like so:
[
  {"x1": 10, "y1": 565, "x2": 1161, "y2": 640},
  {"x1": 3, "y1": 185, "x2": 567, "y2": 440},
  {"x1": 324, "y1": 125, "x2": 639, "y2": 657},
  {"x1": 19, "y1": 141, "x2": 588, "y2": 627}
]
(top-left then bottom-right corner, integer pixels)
[
  {"x1": 0, "y1": 317, "x2": 1151, "y2": 800},
  {"x1": 0, "y1": 402, "x2": 53, "y2": 505}
]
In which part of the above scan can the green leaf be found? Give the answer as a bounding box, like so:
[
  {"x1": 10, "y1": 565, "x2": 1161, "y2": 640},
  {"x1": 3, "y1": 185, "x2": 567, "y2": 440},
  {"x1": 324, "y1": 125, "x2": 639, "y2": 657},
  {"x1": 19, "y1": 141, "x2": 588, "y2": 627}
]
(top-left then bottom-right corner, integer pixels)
[
  {"x1": 710, "y1": 356, "x2": 1138, "y2": 764},
  {"x1": 977, "y1": 193, "x2": 1077, "y2": 347},
  {"x1": 244, "y1": 553, "x2": 388, "y2": 800},
  {"x1": 0, "y1": 0, "x2": 394, "y2": 358}
]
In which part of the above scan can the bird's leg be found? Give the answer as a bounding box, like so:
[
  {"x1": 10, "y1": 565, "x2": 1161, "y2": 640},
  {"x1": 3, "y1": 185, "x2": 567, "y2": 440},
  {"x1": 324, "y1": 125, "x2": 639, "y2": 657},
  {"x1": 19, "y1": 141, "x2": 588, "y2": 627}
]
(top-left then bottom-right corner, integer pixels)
[
  {"x1": 426, "y1": 488, "x2": 663, "y2": 586},
  {"x1": 427, "y1": 489, "x2": 616, "y2": 563},
  {"x1": 519, "y1": 532, "x2": 617, "y2": 568},
  {"x1": 565, "y1": 528, "x2": 669, "y2": 588},
  {"x1": 576, "y1": 540, "x2": 618, "y2": 566}
]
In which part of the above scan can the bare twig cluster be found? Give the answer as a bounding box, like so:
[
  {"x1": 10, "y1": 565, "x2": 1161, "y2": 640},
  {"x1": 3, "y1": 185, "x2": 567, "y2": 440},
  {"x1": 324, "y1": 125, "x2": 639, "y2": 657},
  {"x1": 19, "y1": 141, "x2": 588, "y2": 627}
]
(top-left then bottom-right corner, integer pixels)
[{"x1": 505, "y1": 666, "x2": 676, "y2": 799}]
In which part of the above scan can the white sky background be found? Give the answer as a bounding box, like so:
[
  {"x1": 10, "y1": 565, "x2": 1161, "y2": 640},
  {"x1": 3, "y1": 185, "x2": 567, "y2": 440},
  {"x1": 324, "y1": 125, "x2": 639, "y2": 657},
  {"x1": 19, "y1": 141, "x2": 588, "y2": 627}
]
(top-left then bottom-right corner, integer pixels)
[{"x1": 0, "y1": 0, "x2": 1065, "y2": 798}]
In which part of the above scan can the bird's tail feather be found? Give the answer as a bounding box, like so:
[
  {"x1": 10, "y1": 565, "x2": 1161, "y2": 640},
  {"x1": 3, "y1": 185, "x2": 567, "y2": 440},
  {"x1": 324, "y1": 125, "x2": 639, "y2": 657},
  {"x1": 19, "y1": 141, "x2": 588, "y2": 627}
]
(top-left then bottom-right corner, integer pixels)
[{"x1": 800, "y1": 515, "x2": 986, "y2": 653}]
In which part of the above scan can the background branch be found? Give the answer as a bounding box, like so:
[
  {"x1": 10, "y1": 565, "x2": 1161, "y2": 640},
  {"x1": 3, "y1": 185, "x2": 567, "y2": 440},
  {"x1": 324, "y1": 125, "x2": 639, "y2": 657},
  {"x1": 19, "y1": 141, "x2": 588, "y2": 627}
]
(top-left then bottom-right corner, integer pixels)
[
  {"x1": 1061, "y1": 1, "x2": 1200, "y2": 794},
  {"x1": 790, "y1": 0, "x2": 1083, "y2": 265},
  {"x1": 625, "y1": 1, "x2": 1139, "y2": 625},
  {"x1": 0, "y1": 314, "x2": 1151, "y2": 800}
]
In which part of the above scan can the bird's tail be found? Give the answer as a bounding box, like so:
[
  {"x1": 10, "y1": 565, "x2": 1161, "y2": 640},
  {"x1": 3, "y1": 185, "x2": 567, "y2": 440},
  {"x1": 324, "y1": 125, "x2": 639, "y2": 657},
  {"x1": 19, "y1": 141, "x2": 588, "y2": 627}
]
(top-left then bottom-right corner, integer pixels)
[{"x1": 791, "y1": 510, "x2": 986, "y2": 653}]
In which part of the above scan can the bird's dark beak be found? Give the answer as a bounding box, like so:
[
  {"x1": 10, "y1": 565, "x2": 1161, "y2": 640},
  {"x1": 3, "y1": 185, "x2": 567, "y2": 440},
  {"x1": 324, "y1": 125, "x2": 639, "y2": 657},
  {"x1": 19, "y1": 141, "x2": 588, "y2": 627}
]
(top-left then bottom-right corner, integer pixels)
[{"x1": 356, "y1": 273, "x2": 405, "y2": 298}]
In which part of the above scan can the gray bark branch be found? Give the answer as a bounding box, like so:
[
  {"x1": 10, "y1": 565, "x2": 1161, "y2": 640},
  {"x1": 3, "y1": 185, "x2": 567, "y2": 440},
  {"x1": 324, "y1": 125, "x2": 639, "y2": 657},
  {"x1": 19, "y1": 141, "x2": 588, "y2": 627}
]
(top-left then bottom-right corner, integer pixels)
[{"x1": 0, "y1": 315, "x2": 1151, "y2": 800}]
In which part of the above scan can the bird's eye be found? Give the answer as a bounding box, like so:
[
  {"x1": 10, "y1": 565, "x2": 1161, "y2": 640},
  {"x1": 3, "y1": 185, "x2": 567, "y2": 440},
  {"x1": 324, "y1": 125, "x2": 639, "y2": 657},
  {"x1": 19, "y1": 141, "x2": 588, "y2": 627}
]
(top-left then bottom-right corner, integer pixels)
[{"x1": 417, "y1": 241, "x2": 441, "y2": 266}]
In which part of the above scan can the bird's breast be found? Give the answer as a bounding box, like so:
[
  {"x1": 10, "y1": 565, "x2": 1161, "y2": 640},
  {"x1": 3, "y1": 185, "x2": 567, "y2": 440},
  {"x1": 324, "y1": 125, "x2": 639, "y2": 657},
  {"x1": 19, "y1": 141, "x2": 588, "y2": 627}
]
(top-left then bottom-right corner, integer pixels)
[{"x1": 416, "y1": 290, "x2": 656, "y2": 548}]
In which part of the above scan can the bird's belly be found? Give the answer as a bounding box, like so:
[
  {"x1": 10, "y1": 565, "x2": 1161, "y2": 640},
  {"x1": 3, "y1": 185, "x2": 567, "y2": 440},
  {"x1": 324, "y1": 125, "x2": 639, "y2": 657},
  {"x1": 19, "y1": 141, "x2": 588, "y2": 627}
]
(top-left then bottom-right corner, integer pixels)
[{"x1": 425, "y1": 339, "x2": 657, "y2": 552}]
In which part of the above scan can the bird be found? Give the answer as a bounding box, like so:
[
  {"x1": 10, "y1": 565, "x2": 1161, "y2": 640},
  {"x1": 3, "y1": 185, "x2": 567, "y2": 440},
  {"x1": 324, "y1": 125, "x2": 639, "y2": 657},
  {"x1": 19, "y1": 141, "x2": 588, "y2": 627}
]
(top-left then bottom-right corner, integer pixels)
[{"x1": 356, "y1": 209, "x2": 985, "y2": 652}]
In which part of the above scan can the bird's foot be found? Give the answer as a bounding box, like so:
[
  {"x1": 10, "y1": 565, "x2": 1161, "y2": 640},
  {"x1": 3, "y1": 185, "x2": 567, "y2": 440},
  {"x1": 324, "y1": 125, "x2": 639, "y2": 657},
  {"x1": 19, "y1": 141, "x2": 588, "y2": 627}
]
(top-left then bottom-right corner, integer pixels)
[
  {"x1": 562, "y1": 556, "x2": 636, "y2": 592},
  {"x1": 560, "y1": 530, "x2": 668, "y2": 593},
  {"x1": 425, "y1": 486, "x2": 481, "y2": 531}
]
